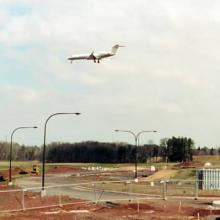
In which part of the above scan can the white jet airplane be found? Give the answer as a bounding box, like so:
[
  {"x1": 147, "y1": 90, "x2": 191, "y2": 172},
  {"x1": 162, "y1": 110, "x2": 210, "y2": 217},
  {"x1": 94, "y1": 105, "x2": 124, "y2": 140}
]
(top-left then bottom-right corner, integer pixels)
[{"x1": 68, "y1": 44, "x2": 125, "y2": 63}]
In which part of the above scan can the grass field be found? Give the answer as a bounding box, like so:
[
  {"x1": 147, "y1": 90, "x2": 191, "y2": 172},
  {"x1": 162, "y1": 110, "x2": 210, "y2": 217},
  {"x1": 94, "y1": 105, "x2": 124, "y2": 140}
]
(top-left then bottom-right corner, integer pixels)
[{"x1": 193, "y1": 155, "x2": 220, "y2": 165}]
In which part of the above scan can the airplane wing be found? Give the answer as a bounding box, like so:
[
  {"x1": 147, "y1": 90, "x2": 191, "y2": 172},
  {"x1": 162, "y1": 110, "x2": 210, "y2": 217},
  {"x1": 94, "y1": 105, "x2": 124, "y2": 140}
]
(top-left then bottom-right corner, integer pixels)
[
  {"x1": 68, "y1": 54, "x2": 89, "y2": 61},
  {"x1": 68, "y1": 52, "x2": 96, "y2": 63}
]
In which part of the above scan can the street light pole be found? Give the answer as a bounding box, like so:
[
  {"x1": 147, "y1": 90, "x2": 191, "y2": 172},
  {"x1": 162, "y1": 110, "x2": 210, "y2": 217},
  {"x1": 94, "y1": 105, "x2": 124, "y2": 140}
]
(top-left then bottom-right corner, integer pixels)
[
  {"x1": 115, "y1": 130, "x2": 157, "y2": 179},
  {"x1": 41, "y1": 112, "x2": 81, "y2": 196},
  {"x1": 9, "y1": 126, "x2": 37, "y2": 186}
]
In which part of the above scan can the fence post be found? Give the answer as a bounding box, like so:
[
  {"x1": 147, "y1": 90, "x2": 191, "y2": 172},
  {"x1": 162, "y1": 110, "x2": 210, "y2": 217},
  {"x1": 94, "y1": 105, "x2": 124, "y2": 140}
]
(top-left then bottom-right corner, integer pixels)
[
  {"x1": 129, "y1": 181, "x2": 132, "y2": 202},
  {"x1": 137, "y1": 200, "x2": 140, "y2": 213},
  {"x1": 21, "y1": 189, "x2": 25, "y2": 211},
  {"x1": 93, "y1": 183, "x2": 96, "y2": 203},
  {"x1": 57, "y1": 185, "x2": 62, "y2": 207},
  {"x1": 195, "y1": 180, "x2": 198, "y2": 200},
  {"x1": 163, "y1": 181, "x2": 167, "y2": 200}
]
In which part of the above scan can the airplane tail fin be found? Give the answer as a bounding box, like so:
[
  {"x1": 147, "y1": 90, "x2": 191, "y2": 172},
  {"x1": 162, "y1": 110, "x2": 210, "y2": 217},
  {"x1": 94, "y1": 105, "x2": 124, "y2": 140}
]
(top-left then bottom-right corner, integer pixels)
[
  {"x1": 88, "y1": 51, "x2": 95, "y2": 58},
  {"x1": 111, "y1": 44, "x2": 125, "y2": 54}
]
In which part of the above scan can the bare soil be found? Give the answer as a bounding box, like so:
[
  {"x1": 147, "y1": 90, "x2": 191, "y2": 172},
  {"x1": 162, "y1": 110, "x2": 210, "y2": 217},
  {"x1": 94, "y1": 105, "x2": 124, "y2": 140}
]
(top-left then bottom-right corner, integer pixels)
[
  {"x1": 0, "y1": 201, "x2": 219, "y2": 220},
  {"x1": 0, "y1": 188, "x2": 219, "y2": 220},
  {"x1": 144, "y1": 170, "x2": 177, "y2": 181},
  {"x1": 2, "y1": 162, "x2": 220, "y2": 219},
  {"x1": 47, "y1": 166, "x2": 82, "y2": 174}
]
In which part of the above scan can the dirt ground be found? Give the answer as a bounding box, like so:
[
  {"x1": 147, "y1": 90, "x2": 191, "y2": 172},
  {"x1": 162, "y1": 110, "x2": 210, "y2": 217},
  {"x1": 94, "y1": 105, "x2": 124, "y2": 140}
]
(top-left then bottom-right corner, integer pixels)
[
  {"x1": 0, "y1": 167, "x2": 27, "y2": 180},
  {"x1": 0, "y1": 179, "x2": 218, "y2": 218},
  {"x1": 0, "y1": 198, "x2": 219, "y2": 220},
  {"x1": 2, "y1": 163, "x2": 220, "y2": 219},
  {"x1": 0, "y1": 184, "x2": 219, "y2": 220},
  {"x1": 46, "y1": 166, "x2": 83, "y2": 174},
  {"x1": 144, "y1": 170, "x2": 177, "y2": 181}
]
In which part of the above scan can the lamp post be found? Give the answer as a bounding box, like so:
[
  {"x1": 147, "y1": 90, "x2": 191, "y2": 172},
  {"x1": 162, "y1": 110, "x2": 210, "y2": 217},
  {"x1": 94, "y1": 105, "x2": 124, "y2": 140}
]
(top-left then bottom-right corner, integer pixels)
[
  {"x1": 9, "y1": 126, "x2": 37, "y2": 186},
  {"x1": 41, "y1": 112, "x2": 81, "y2": 196},
  {"x1": 115, "y1": 130, "x2": 157, "y2": 180}
]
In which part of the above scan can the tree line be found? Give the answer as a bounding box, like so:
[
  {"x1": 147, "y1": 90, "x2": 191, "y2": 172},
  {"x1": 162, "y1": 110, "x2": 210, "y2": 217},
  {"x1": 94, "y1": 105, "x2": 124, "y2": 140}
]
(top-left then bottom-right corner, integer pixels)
[
  {"x1": 0, "y1": 136, "x2": 218, "y2": 163},
  {"x1": 46, "y1": 141, "x2": 160, "y2": 163},
  {"x1": 0, "y1": 142, "x2": 40, "y2": 161}
]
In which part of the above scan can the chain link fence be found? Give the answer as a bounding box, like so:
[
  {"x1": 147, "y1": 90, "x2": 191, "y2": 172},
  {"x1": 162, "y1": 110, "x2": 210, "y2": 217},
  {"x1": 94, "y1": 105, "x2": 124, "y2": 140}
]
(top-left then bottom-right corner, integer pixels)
[{"x1": 0, "y1": 179, "x2": 220, "y2": 212}]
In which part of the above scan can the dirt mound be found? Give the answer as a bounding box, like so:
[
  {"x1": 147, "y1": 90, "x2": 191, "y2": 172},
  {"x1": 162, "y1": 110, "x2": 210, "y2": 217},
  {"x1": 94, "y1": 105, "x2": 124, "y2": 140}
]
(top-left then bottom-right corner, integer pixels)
[
  {"x1": 47, "y1": 166, "x2": 82, "y2": 174},
  {"x1": 144, "y1": 170, "x2": 177, "y2": 181}
]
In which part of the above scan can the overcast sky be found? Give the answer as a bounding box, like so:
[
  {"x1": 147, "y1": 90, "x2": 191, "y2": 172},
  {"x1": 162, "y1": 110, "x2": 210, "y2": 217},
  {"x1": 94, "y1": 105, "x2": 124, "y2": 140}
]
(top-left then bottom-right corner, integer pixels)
[{"x1": 0, "y1": 0, "x2": 220, "y2": 147}]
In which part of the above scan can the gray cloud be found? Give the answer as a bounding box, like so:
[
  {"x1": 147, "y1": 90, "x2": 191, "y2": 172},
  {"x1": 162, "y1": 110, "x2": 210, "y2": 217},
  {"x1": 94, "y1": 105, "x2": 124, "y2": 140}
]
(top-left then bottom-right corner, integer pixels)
[{"x1": 0, "y1": 0, "x2": 220, "y2": 146}]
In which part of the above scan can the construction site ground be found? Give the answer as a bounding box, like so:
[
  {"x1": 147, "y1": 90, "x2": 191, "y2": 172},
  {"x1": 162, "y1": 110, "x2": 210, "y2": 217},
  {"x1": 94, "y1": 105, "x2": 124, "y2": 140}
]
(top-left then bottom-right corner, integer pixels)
[
  {"x1": 1, "y1": 157, "x2": 220, "y2": 219},
  {"x1": 0, "y1": 195, "x2": 219, "y2": 220}
]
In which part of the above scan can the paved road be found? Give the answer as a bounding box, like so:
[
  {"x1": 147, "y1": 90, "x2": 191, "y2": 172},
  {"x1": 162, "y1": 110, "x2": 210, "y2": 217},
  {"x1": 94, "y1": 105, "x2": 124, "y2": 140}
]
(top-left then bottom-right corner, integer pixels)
[{"x1": 15, "y1": 173, "x2": 159, "y2": 202}]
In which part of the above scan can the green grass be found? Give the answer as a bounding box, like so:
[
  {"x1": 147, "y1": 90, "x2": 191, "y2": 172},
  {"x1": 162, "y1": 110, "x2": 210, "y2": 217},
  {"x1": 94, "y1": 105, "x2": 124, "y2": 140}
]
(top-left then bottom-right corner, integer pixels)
[
  {"x1": 91, "y1": 180, "x2": 197, "y2": 197},
  {"x1": 173, "y1": 169, "x2": 196, "y2": 180},
  {"x1": 0, "y1": 161, "x2": 39, "y2": 171}
]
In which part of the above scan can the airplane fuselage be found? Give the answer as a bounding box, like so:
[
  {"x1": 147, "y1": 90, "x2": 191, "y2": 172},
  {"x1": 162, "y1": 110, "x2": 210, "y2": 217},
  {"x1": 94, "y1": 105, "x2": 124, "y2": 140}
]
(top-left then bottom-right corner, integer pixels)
[
  {"x1": 68, "y1": 44, "x2": 124, "y2": 63},
  {"x1": 94, "y1": 52, "x2": 114, "y2": 59}
]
